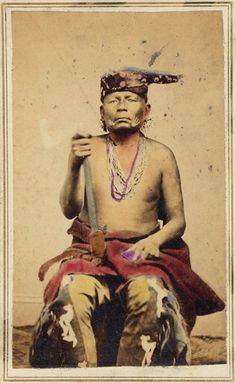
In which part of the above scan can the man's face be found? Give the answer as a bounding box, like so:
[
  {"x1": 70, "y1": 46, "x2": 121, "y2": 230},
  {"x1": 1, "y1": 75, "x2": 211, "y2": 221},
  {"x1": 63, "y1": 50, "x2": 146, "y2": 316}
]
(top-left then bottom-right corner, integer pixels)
[{"x1": 100, "y1": 91, "x2": 150, "y2": 133}]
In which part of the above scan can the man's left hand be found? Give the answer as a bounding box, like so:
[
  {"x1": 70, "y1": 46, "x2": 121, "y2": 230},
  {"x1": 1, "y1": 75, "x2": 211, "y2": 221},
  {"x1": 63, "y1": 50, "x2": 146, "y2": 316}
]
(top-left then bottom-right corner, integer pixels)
[{"x1": 127, "y1": 236, "x2": 160, "y2": 262}]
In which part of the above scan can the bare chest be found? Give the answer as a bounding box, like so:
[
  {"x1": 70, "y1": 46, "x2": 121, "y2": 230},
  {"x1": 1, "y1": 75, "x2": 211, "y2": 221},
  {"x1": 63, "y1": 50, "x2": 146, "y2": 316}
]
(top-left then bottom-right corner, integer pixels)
[{"x1": 90, "y1": 139, "x2": 162, "y2": 203}]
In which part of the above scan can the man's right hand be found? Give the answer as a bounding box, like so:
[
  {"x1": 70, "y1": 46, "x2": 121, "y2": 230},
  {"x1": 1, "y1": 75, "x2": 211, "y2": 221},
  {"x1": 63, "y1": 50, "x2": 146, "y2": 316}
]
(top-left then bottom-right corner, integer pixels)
[{"x1": 70, "y1": 132, "x2": 92, "y2": 169}]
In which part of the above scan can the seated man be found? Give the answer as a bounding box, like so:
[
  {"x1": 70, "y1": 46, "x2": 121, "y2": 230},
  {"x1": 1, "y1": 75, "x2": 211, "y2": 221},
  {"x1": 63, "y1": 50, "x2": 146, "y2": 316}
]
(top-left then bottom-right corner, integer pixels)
[{"x1": 30, "y1": 68, "x2": 224, "y2": 368}]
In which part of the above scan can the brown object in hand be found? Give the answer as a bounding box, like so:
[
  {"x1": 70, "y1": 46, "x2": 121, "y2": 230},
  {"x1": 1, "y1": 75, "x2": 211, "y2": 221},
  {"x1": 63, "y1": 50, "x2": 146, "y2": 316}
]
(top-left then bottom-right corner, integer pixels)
[{"x1": 89, "y1": 229, "x2": 106, "y2": 258}]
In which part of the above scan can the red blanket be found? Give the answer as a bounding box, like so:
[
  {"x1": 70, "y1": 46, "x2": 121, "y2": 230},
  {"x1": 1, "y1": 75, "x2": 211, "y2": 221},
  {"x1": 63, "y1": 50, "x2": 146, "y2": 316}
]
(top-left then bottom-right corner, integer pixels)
[{"x1": 44, "y1": 219, "x2": 225, "y2": 330}]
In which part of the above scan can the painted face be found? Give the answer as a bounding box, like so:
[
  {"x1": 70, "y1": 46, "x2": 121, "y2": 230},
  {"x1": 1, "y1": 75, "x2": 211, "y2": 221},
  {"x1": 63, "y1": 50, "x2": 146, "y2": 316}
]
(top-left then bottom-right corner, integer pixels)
[{"x1": 101, "y1": 91, "x2": 150, "y2": 132}]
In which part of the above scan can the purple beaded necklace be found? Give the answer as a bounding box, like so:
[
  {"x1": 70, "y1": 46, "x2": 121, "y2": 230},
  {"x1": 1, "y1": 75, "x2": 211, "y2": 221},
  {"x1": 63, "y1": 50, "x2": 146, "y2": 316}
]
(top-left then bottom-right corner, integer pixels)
[{"x1": 106, "y1": 136, "x2": 140, "y2": 202}]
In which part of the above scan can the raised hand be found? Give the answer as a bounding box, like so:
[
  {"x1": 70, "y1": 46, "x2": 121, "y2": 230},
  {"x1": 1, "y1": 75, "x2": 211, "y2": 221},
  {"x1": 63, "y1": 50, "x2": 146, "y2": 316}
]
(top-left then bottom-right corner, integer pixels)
[{"x1": 70, "y1": 132, "x2": 92, "y2": 169}]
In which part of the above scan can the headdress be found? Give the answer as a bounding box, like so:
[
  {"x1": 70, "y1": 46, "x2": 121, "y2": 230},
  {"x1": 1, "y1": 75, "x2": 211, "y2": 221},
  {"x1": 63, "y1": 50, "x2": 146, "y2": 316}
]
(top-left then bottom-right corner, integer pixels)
[{"x1": 100, "y1": 67, "x2": 182, "y2": 101}]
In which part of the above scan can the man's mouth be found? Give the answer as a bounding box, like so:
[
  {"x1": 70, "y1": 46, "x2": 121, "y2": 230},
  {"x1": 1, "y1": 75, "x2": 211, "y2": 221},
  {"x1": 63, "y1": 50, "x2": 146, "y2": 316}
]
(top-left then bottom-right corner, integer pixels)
[{"x1": 115, "y1": 117, "x2": 131, "y2": 121}]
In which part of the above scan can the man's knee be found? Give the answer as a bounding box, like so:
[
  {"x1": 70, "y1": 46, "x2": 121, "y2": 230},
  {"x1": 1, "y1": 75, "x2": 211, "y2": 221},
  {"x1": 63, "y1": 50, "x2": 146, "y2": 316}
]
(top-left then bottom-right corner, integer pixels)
[{"x1": 126, "y1": 276, "x2": 164, "y2": 313}]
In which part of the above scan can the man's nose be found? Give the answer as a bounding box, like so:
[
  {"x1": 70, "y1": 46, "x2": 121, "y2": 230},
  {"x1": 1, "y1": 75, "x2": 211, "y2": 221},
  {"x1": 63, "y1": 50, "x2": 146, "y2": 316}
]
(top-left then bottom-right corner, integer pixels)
[{"x1": 117, "y1": 100, "x2": 128, "y2": 111}]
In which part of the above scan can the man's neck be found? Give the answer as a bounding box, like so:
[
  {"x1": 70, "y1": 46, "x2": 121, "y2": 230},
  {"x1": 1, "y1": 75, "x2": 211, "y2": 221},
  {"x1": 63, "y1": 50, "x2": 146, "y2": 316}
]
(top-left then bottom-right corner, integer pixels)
[{"x1": 109, "y1": 130, "x2": 141, "y2": 147}]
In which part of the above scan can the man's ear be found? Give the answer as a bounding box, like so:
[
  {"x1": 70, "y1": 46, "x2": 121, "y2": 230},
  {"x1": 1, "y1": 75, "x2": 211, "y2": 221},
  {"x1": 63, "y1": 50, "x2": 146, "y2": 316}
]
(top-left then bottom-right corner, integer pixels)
[
  {"x1": 100, "y1": 105, "x2": 104, "y2": 120},
  {"x1": 144, "y1": 104, "x2": 151, "y2": 118}
]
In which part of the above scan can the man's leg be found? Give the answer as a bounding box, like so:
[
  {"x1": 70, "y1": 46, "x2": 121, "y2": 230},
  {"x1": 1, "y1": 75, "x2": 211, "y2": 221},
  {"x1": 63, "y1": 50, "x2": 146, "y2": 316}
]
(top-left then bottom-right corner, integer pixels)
[
  {"x1": 67, "y1": 274, "x2": 110, "y2": 367},
  {"x1": 30, "y1": 274, "x2": 110, "y2": 367},
  {"x1": 116, "y1": 275, "x2": 190, "y2": 366}
]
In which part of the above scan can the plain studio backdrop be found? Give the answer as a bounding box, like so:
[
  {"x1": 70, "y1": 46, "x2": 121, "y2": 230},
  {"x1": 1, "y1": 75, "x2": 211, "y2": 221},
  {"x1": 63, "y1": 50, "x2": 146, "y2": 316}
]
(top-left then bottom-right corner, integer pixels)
[{"x1": 12, "y1": 9, "x2": 226, "y2": 336}]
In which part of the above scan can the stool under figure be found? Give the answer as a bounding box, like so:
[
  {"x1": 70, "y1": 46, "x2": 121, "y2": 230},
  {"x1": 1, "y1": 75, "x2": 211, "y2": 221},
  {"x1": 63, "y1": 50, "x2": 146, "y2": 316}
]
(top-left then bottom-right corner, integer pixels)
[{"x1": 30, "y1": 68, "x2": 225, "y2": 367}]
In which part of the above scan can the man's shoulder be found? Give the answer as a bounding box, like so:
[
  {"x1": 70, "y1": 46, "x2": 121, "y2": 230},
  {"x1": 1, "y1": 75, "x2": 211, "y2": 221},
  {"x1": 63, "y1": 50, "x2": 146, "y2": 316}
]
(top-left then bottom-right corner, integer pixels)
[
  {"x1": 145, "y1": 137, "x2": 175, "y2": 159},
  {"x1": 90, "y1": 134, "x2": 108, "y2": 151}
]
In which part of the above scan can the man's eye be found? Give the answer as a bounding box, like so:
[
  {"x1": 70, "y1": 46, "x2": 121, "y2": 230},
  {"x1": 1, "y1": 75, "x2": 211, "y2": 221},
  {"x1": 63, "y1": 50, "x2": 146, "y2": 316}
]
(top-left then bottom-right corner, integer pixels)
[
  {"x1": 108, "y1": 99, "x2": 117, "y2": 104},
  {"x1": 128, "y1": 98, "x2": 138, "y2": 102}
]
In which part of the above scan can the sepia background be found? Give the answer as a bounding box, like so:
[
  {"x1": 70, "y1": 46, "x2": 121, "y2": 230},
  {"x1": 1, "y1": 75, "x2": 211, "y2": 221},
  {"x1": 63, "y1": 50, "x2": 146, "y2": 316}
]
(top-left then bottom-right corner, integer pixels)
[{"x1": 12, "y1": 9, "x2": 226, "y2": 336}]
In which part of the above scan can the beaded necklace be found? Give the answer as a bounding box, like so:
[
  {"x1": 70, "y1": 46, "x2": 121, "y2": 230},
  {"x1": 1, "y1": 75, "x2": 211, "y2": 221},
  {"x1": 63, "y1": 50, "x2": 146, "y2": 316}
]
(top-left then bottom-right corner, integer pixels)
[{"x1": 106, "y1": 135, "x2": 147, "y2": 202}]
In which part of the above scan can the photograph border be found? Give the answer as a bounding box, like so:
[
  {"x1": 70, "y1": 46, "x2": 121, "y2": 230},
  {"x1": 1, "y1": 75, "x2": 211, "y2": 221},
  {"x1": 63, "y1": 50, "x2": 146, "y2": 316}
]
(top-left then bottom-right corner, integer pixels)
[{"x1": 0, "y1": 1, "x2": 234, "y2": 382}]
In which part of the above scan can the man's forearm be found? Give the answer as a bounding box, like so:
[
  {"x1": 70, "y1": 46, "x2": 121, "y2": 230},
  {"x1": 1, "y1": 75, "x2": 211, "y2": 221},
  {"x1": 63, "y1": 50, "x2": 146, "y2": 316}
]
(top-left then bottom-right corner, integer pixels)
[
  {"x1": 59, "y1": 161, "x2": 84, "y2": 219},
  {"x1": 151, "y1": 217, "x2": 186, "y2": 248}
]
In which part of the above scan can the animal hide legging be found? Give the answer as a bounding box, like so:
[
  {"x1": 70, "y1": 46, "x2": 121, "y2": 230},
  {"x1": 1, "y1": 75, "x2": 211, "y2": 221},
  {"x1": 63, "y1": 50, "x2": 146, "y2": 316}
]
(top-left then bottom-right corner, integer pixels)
[{"x1": 30, "y1": 274, "x2": 190, "y2": 367}]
